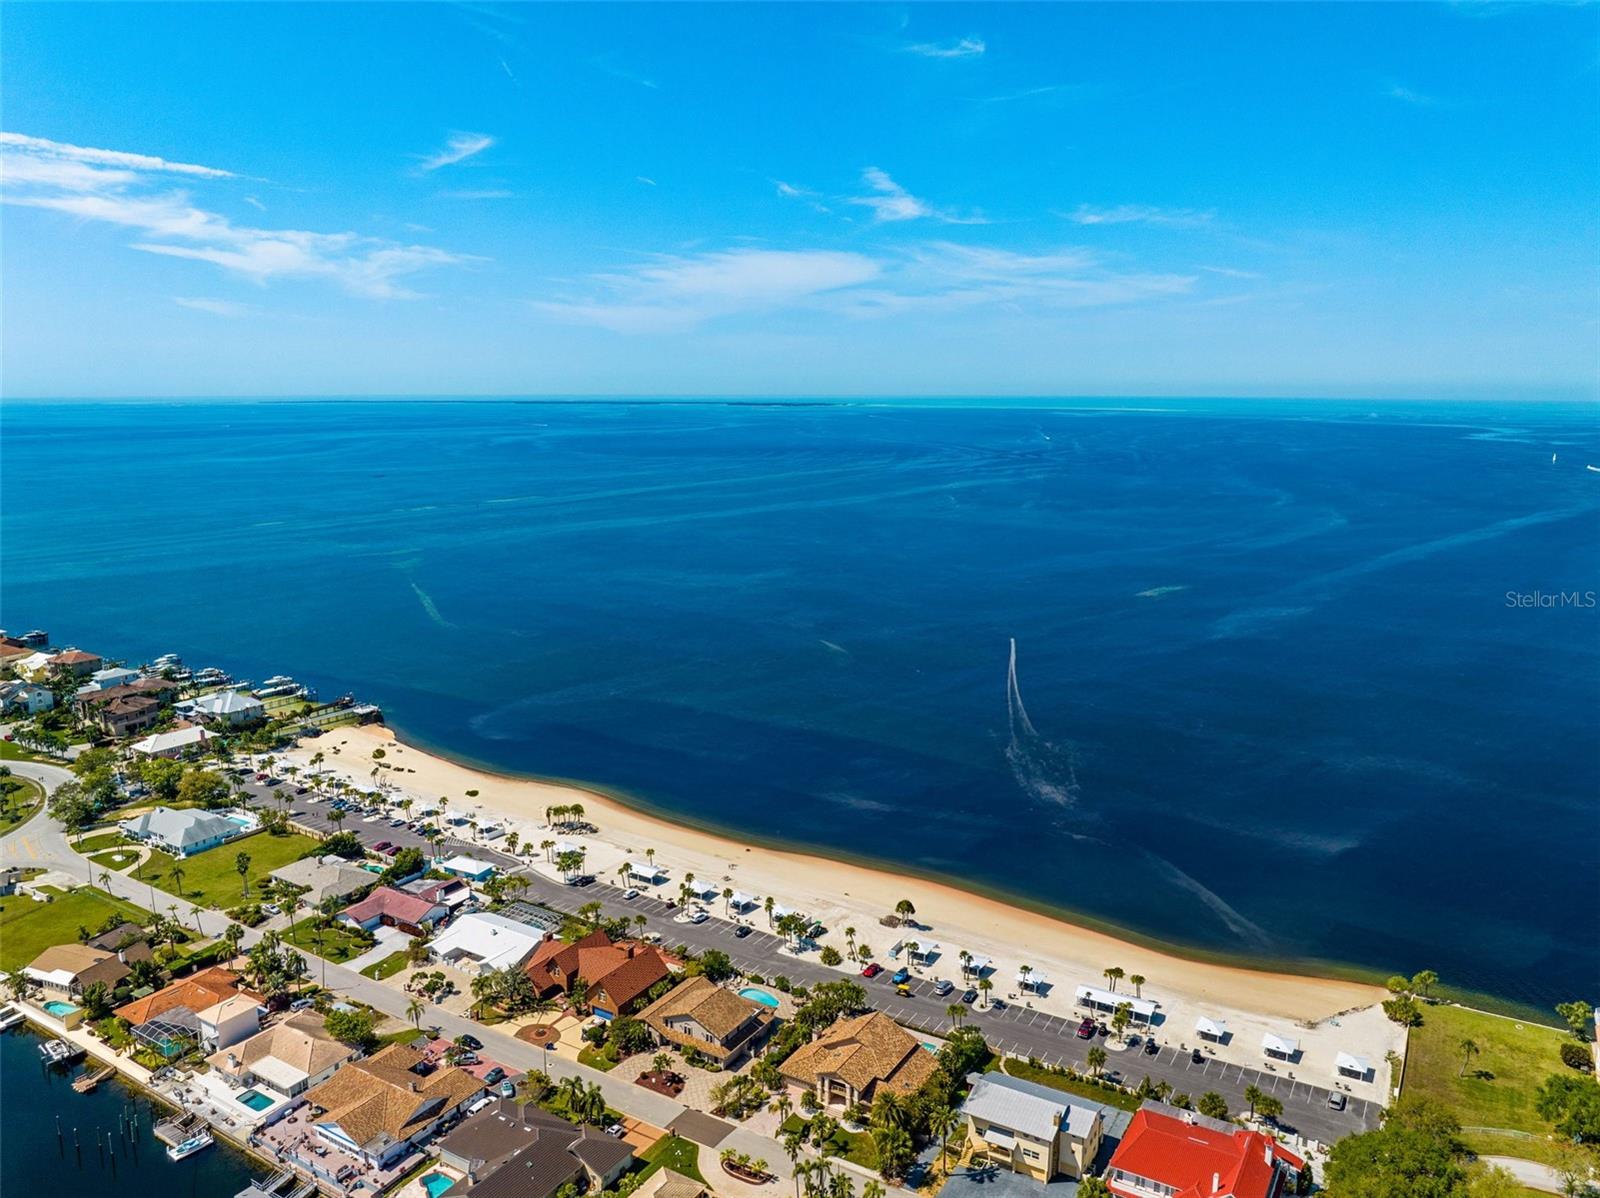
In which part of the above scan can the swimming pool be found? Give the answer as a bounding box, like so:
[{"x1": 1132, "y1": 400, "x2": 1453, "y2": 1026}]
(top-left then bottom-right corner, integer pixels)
[
  {"x1": 421, "y1": 1172, "x2": 456, "y2": 1198},
  {"x1": 921, "y1": 1042, "x2": 938, "y2": 1053},
  {"x1": 237, "y1": 1088, "x2": 274, "y2": 1112},
  {"x1": 42, "y1": 1001, "x2": 79, "y2": 1018},
  {"x1": 737, "y1": 987, "x2": 780, "y2": 1008}
]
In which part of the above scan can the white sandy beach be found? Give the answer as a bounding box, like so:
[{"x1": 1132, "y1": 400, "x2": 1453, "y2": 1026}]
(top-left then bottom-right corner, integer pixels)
[{"x1": 284, "y1": 724, "x2": 1403, "y2": 1092}]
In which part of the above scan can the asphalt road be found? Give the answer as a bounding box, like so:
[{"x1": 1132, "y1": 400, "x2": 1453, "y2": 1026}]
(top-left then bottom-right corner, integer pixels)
[{"x1": 250, "y1": 772, "x2": 1380, "y2": 1146}]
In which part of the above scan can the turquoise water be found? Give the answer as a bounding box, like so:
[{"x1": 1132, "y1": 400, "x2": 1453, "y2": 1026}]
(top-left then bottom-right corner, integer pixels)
[
  {"x1": 422, "y1": 1172, "x2": 455, "y2": 1198},
  {"x1": 237, "y1": 1089, "x2": 274, "y2": 1111},
  {"x1": 3, "y1": 399, "x2": 1596, "y2": 1006},
  {"x1": 738, "y1": 987, "x2": 780, "y2": 1008},
  {"x1": 43, "y1": 1001, "x2": 79, "y2": 1018}
]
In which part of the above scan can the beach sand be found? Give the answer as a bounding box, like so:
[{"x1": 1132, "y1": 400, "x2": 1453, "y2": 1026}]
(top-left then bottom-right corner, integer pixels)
[{"x1": 289, "y1": 724, "x2": 1386, "y2": 1033}]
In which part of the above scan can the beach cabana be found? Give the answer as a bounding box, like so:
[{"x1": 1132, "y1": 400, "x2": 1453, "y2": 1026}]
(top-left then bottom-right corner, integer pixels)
[
  {"x1": 771, "y1": 903, "x2": 795, "y2": 920},
  {"x1": 1261, "y1": 1032, "x2": 1299, "y2": 1061},
  {"x1": 1074, "y1": 984, "x2": 1155, "y2": 1023},
  {"x1": 554, "y1": 840, "x2": 584, "y2": 855},
  {"x1": 624, "y1": 860, "x2": 668, "y2": 885},
  {"x1": 1016, "y1": 969, "x2": 1050, "y2": 994},
  {"x1": 728, "y1": 891, "x2": 758, "y2": 913},
  {"x1": 1335, "y1": 1052, "x2": 1372, "y2": 1081},
  {"x1": 959, "y1": 952, "x2": 992, "y2": 978},
  {"x1": 905, "y1": 941, "x2": 941, "y2": 966},
  {"x1": 1194, "y1": 1016, "x2": 1228, "y2": 1043},
  {"x1": 686, "y1": 880, "x2": 719, "y2": 901}
]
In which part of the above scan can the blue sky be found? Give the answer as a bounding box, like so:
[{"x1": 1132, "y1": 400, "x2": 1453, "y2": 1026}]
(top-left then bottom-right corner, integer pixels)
[{"x1": 2, "y1": 2, "x2": 1595, "y2": 399}]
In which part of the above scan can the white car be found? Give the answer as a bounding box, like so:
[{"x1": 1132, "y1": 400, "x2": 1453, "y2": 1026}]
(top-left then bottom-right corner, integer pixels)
[
  {"x1": 364, "y1": 813, "x2": 384, "y2": 823},
  {"x1": 622, "y1": 888, "x2": 641, "y2": 901},
  {"x1": 688, "y1": 908, "x2": 709, "y2": 924}
]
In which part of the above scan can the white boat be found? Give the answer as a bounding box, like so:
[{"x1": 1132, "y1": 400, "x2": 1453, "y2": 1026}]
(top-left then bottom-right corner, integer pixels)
[
  {"x1": 38, "y1": 1038, "x2": 80, "y2": 1064},
  {"x1": 1588, "y1": 465, "x2": 1600, "y2": 474},
  {"x1": 166, "y1": 1129, "x2": 215, "y2": 1162},
  {"x1": 0, "y1": 1006, "x2": 25, "y2": 1030}
]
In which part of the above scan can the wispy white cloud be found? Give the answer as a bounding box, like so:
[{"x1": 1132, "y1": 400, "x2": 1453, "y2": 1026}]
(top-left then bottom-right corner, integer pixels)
[
  {"x1": 537, "y1": 248, "x2": 880, "y2": 333},
  {"x1": 243, "y1": 195, "x2": 266, "y2": 211},
  {"x1": 418, "y1": 132, "x2": 495, "y2": 172},
  {"x1": 2, "y1": 130, "x2": 469, "y2": 298},
  {"x1": 849, "y1": 167, "x2": 987, "y2": 224},
  {"x1": 1065, "y1": 203, "x2": 1214, "y2": 228},
  {"x1": 1386, "y1": 83, "x2": 1440, "y2": 107},
  {"x1": 537, "y1": 241, "x2": 1195, "y2": 332},
  {"x1": 0, "y1": 132, "x2": 234, "y2": 178},
  {"x1": 1201, "y1": 265, "x2": 1262, "y2": 280},
  {"x1": 438, "y1": 188, "x2": 514, "y2": 200},
  {"x1": 591, "y1": 54, "x2": 658, "y2": 89},
  {"x1": 174, "y1": 296, "x2": 253, "y2": 317},
  {"x1": 636, "y1": 176, "x2": 657, "y2": 187},
  {"x1": 905, "y1": 36, "x2": 986, "y2": 59}
]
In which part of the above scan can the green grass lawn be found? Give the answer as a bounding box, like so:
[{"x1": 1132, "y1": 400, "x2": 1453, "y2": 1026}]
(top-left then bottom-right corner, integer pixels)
[
  {"x1": 87, "y1": 848, "x2": 142, "y2": 873},
  {"x1": 279, "y1": 918, "x2": 374, "y2": 963},
  {"x1": 1402, "y1": 1003, "x2": 1570, "y2": 1146},
  {"x1": 136, "y1": 830, "x2": 322, "y2": 910},
  {"x1": 0, "y1": 887, "x2": 150, "y2": 970},
  {"x1": 779, "y1": 1115, "x2": 880, "y2": 1171},
  {"x1": 74, "y1": 830, "x2": 132, "y2": 853},
  {"x1": 988, "y1": 1057, "x2": 1143, "y2": 1113},
  {"x1": 578, "y1": 1044, "x2": 620, "y2": 1071},
  {"x1": 0, "y1": 777, "x2": 44, "y2": 836},
  {"x1": 359, "y1": 950, "x2": 410, "y2": 980},
  {"x1": 0, "y1": 741, "x2": 51, "y2": 763},
  {"x1": 640, "y1": 1133, "x2": 707, "y2": 1183}
]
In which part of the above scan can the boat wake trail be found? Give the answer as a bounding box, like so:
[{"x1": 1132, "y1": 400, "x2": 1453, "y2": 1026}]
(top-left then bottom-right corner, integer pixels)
[
  {"x1": 1004, "y1": 639, "x2": 1080, "y2": 809},
  {"x1": 409, "y1": 581, "x2": 456, "y2": 630},
  {"x1": 1141, "y1": 852, "x2": 1274, "y2": 949}
]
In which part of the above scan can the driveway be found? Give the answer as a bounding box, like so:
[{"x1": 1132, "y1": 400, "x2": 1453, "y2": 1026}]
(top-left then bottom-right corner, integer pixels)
[{"x1": 346, "y1": 924, "x2": 411, "y2": 973}]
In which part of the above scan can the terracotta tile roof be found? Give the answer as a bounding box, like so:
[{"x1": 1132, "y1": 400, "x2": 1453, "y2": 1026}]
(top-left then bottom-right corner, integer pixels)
[
  {"x1": 525, "y1": 929, "x2": 670, "y2": 1012},
  {"x1": 50, "y1": 650, "x2": 102, "y2": 665},
  {"x1": 638, "y1": 975, "x2": 770, "y2": 1044},
  {"x1": 207, "y1": 1012, "x2": 347, "y2": 1079},
  {"x1": 1106, "y1": 1107, "x2": 1302, "y2": 1198},
  {"x1": 116, "y1": 967, "x2": 253, "y2": 1025},
  {"x1": 589, "y1": 947, "x2": 671, "y2": 1012},
  {"x1": 780, "y1": 1011, "x2": 938, "y2": 1097},
  {"x1": 525, "y1": 929, "x2": 611, "y2": 991},
  {"x1": 341, "y1": 886, "x2": 445, "y2": 927},
  {"x1": 303, "y1": 1042, "x2": 483, "y2": 1153}
]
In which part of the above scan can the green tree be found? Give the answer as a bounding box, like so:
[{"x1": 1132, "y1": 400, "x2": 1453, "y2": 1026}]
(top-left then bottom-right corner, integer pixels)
[
  {"x1": 1556, "y1": 1001, "x2": 1594, "y2": 1041},
  {"x1": 1255, "y1": 1093, "x2": 1283, "y2": 1123},
  {"x1": 236, "y1": 850, "x2": 252, "y2": 897},
  {"x1": 1196, "y1": 1091, "x2": 1229, "y2": 1120},
  {"x1": 1086, "y1": 1046, "x2": 1107, "y2": 1077},
  {"x1": 48, "y1": 781, "x2": 98, "y2": 830},
  {"x1": 1104, "y1": 965, "x2": 1125, "y2": 993},
  {"x1": 872, "y1": 1125, "x2": 914, "y2": 1179},
  {"x1": 820, "y1": 946, "x2": 842, "y2": 967},
  {"x1": 893, "y1": 899, "x2": 915, "y2": 925},
  {"x1": 1411, "y1": 969, "x2": 1440, "y2": 1000},
  {"x1": 1458, "y1": 1038, "x2": 1480, "y2": 1077},
  {"x1": 323, "y1": 1008, "x2": 378, "y2": 1050},
  {"x1": 177, "y1": 768, "x2": 230, "y2": 808},
  {"x1": 1323, "y1": 1095, "x2": 1467, "y2": 1198},
  {"x1": 1244, "y1": 1084, "x2": 1263, "y2": 1118},
  {"x1": 1535, "y1": 1074, "x2": 1600, "y2": 1143},
  {"x1": 697, "y1": 949, "x2": 735, "y2": 983}
]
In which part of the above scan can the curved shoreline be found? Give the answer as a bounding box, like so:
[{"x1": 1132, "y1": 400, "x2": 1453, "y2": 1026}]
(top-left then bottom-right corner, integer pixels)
[{"x1": 292, "y1": 723, "x2": 1392, "y2": 1026}]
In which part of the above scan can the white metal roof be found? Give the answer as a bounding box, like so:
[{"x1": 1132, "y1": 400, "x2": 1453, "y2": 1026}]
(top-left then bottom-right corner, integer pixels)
[
  {"x1": 962, "y1": 953, "x2": 992, "y2": 972},
  {"x1": 964, "y1": 1072, "x2": 1101, "y2": 1142},
  {"x1": 130, "y1": 726, "x2": 211, "y2": 755},
  {"x1": 439, "y1": 854, "x2": 496, "y2": 876},
  {"x1": 430, "y1": 912, "x2": 545, "y2": 972},
  {"x1": 1074, "y1": 984, "x2": 1156, "y2": 1017},
  {"x1": 1194, "y1": 1016, "x2": 1228, "y2": 1038},
  {"x1": 906, "y1": 941, "x2": 941, "y2": 957},
  {"x1": 729, "y1": 891, "x2": 757, "y2": 907},
  {"x1": 624, "y1": 861, "x2": 667, "y2": 879},
  {"x1": 1335, "y1": 1051, "x2": 1371, "y2": 1075},
  {"x1": 1261, "y1": 1032, "x2": 1299, "y2": 1055}
]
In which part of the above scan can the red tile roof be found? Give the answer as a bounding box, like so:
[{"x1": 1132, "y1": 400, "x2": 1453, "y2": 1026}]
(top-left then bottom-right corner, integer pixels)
[
  {"x1": 50, "y1": 650, "x2": 101, "y2": 665},
  {"x1": 341, "y1": 885, "x2": 444, "y2": 927},
  {"x1": 1106, "y1": 1108, "x2": 1302, "y2": 1198},
  {"x1": 116, "y1": 967, "x2": 256, "y2": 1025},
  {"x1": 524, "y1": 929, "x2": 670, "y2": 1010}
]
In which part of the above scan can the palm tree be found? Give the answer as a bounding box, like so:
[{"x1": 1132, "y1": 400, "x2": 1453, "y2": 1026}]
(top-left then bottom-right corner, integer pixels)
[
  {"x1": 1243, "y1": 1084, "x2": 1263, "y2": 1118},
  {"x1": 929, "y1": 1105, "x2": 960, "y2": 1170},
  {"x1": 862, "y1": 1182, "x2": 885, "y2": 1198},
  {"x1": 1129, "y1": 973, "x2": 1146, "y2": 998},
  {"x1": 1019, "y1": 963, "x2": 1034, "y2": 992},
  {"x1": 958, "y1": 949, "x2": 972, "y2": 977},
  {"x1": 844, "y1": 927, "x2": 857, "y2": 958},
  {"x1": 946, "y1": 1003, "x2": 966, "y2": 1030},
  {"x1": 723, "y1": 887, "x2": 734, "y2": 916},
  {"x1": 893, "y1": 898, "x2": 915, "y2": 926},
  {"x1": 169, "y1": 861, "x2": 187, "y2": 899},
  {"x1": 977, "y1": 977, "x2": 993, "y2": 1008},
  {"x1": 1103, "y1": 965, "x2": 1124, "y2": 993},
  {"x1": 1086, "y1": 1046, "x2": 1107, "y2": 1077},
  {"x1": 1458, "y1": 1037, "x2": 1480, "y2": 1077},
  {"x1": 870, "y1": 1090, "x2": 909, "y2": 1132},
  {"x1": 223, "y1": 922, "x2": 245, "y2": 966},
  {"x1": 764, "y1": 895, "x2": 776, "y2": 926},
  {"x1": 236, "y1": 850, "x2": 252, "y2": 897}
]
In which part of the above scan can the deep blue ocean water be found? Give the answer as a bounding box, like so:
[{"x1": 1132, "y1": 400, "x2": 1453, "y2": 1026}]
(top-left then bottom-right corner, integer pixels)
[{"x1": 3, "y1": 399, "x2": 1596, "y2": 1007}]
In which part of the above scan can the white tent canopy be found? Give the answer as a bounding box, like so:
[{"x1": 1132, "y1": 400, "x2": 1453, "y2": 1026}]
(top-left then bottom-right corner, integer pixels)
[
  {"x1": 1262, "y1": 1032, "x2": 1300, "y2": 1057},
  {"x1": 623, "y1": 861, "x2": 667, "y2": 881},
  {"x1": 686, "y1": 880, "x2": 718, "y2": 899},
  {"x1": 1194, "y1": 1016, "x2": 1228, "y2": 1040},
  {"x1": 960, "y1": 953, "x2": 992, "y2": 975},
  {"x1": 905, "y1": 941, "x2": 941, "y2": 961},
  {"x1": 771, "y1": 903, "x2": 794, "y2": 920},
  {"x1": 1016, "y1": 969, "x2": 1049, "y2": 988},
  {"x1": 554, "y1": 840, "x2": 584, "y2": 855},
  {"x1": 1075, "y1": 984, "x2": 1156, "y2": 1020},
  {"x1": 729, "y1": 891, "x2": 758, "y2": 910},
  {"x1": 1335, "y1": 1052, "x2": 1371, "y2": 1078}
]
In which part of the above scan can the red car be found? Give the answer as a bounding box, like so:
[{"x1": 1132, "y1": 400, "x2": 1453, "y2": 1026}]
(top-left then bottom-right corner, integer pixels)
[
  {"x1": 1075, "y1": 1017, "x2": 1097, "y2": 1039},
  {"x1": 861, "y1": 963, "x2": 883, "y2": 978}
]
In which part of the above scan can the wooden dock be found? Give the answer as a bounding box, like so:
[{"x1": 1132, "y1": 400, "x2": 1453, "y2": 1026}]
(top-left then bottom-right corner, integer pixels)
[{"x1": 72, "y1": 1064, "x2": 115, "y2": 1093}]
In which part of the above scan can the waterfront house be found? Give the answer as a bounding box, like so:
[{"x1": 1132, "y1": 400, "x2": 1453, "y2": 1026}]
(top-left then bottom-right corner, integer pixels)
[
  {"x1": 197, "y1": 992, "x2": 266, "y2": 1052},
  {"x1": 960, "y1": 1071, "x2": 1104, "y2": 1181},
  {"x1": 428, "y1": 911, "x2": 546, "y2": 976},
  {"x1": 636, "y1": 974, "x2": 774, "y2": 1066},
  {"x1": 269, "y1": 854, "x2": 374, "y2": 907},
  {"x1": 0, "y1": 679, "x2": 54, "y2": 715},
  {"x1": 207, "y1": 1012, "x2": 353, "y2": 1098},
  {"x1": 81, "y1": 665, "x2": 142, "y2": 692},
  {"x1": 95, "y1": 693, "x2": 164, "y2": 738},
  {"x1": 437, "y1": 854, "x2": 497, "y2": 882},
  {"x1": 48, "y1": 648, "x2": 103, "y2": 678},
  {"x1": 779, "y1": 1010, "x2": 939, "y2": 1111},
  {"x1": 338, "y1": 886, "x2": 448, "y2": 935},
  {"x1": 129, "y1": 725, "x2": 213, "y2": 758},
  {"x1": 116, "y1": 967, "x2": 255, "y2": 1026},
  {"x1": 14, "y1": 650, "x2": 57, "y2": 680},
  {"x1": 120, "y1": 805, "x2": 247, "y2": 856},
  {"x1": 522, "y1": 929, "x2": 672, "y2": 1020},
  {"x1": 74, "y1": 677, "x2": 179, "y2": 721},
  {"x1": 436, "y1": 1098, "x2": 635, "y2": 1198},
  {"x1": 23, "y1": 943, "x2": 132, "y2": 999},
  {"x1": 1104, "y1": 1103, "x2": 1303, "y2": 1198},
  {"x1": 0, "y1": 641, "x2": 36, "y2": 675},
  {"x1": 181, "y1": 689, "x2": 267, "y2": 727},
  {"x1": 300, "y1": 1041, "x2": 485, "y2": 1170}
]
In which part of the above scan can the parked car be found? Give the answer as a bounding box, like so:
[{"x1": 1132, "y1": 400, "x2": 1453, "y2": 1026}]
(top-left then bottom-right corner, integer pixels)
[
  {"x1": 498, "y1": 1079, "x2": 517, "y2": 1099},
  {"x1": 389, "y1": 817, "x2": 406, "y2": 827},
  {"x1": 1075, "y1": 1018, "x2": 1097, "y2": 1039},
  {"x1": 961, "y1": 988, "x2": 978, "y2": 1004},
  {"x1": 295, "y1": 786, "x2": 309, "y2": 794},
  {"x1": 932, "y1": 979, "x2": 954, "y2": 996},
  {"x1": 622, "y1": 888, "x2": 641, "y2": 900},
  {"x1": 458, "y1": 1035, "x2": 483, "y2": 1050},
  {"x1": 373, "y1": 840, "x2": 392, "y2": 853},
  {"x1": 861, "y1": 963, "x2": 883, "y2": 978},
  {"x1": 891, "y1": 968, "x2": 910, "y2": 985},
  {"x1": 733, "y1": 925, "x2": 752, "y2": 938},
  {"x1": 895, "y1": 983, "x2": 912, "y2": 996},
  {"x1": 483, "y1": 1067, "x2": 505, "y2": 1084},
  {"x1": 688, "y1": 909, "x2": 709, "y2": 924},
  {"x1": 1143, "y1": 1038, "x2": 1160, "y2": 1055},
  {"x1": 289, "y1": 997, "x2": 314, "y2": 1012},
  {"x1": 1191, "y1": 1048, "x2": 1206, "y2": 1064},
  {"x1": 263, "y1": 903, "x2": 282, "y2": 917},
  {"x1": 1327, "y1": 1091, "x2": 1347, "y2": 1111},
  {"x1": 605, "y1": 1124, "x2": 625, "y2": 1138}
]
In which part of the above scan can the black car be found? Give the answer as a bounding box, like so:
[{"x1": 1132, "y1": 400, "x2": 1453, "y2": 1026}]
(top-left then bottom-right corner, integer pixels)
[
  {"x1": 1191, "y1": 1048, "x2": 1206, "y2": 1064},
  {"x1": 961, "y1": 988, "x2": 978, "y2": 1005},
  {"x1": 457, "y1": 1034, "x2": 483, "y2": 1051},
  {"x1": 733, "y1": 925, "x2": 751, "y2": 938},
  {"x1": 1143, "y1": 1038, "x2": 1159, "y2": 1055}
]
